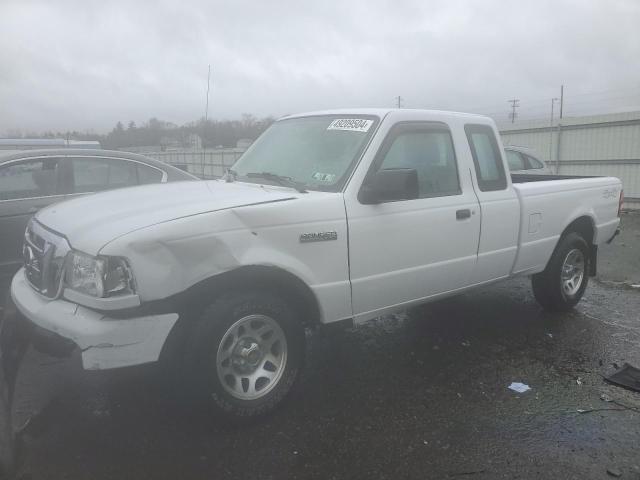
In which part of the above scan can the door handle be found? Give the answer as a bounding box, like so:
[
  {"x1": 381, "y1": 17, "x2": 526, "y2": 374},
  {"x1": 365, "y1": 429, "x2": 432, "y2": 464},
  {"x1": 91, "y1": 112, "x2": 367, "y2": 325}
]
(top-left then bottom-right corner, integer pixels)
[{"x1": 456, "y1": 209, "x2": 471, "y2": 220}]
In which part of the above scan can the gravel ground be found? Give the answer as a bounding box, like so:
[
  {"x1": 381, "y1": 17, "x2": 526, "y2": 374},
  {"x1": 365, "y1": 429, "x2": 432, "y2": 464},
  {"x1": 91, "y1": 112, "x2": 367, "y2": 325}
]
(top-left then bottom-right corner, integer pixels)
[
  {"x1": 0, "y1": 212, "x2": 639, "y2": 480},
  {"x1": 598, "y1": 210, "x2": 640, "y2": 285}
]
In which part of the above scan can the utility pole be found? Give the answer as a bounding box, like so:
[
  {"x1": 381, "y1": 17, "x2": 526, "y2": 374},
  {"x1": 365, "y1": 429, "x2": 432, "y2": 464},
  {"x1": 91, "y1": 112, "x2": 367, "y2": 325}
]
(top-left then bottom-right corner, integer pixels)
[
  {"x1": 205, "y1": 64, "x2": 211, "y2": 122},
  {"x1": 508, "y1": 98, "x2": 520, "y2": 123},
  {"x1": 549, "y1": 97, "x2": 559, "y2": 166},
  {"x1": 559, "y1": 84, "x2": 564, "y2": 119},
  {"x1": 396, "y1": 96, "x2": 403, "y2": 108},
  {"x1": 550, "y1": 97, "x2": 559, "y2": 127}
]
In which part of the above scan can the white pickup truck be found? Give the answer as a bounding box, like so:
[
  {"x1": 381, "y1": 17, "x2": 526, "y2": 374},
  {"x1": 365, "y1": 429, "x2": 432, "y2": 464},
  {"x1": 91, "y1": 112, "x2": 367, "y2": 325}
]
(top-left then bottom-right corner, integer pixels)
[{"x1": 11, "y1": 109, "x2": 622, "y2": 420}]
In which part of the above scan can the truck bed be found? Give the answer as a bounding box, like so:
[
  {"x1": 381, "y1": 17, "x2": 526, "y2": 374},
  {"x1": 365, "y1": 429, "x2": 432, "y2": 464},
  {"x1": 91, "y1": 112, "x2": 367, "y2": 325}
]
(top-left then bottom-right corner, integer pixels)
[
  {"x1": 509, "y1": 174, "x2": 621, "y2": 276},
  {"x1": 511, "y1": 173, "x2": 596, "y2": 183}
]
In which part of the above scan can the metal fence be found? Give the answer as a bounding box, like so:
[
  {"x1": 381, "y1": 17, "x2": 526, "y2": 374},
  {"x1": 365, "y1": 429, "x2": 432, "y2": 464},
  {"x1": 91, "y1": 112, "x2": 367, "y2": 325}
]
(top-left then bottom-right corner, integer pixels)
[
  {"x1": 499, "y1": 111, "x2": 640, "y2": 208},
  {"x1": 143, "y1": 148, "x2": 246, "y2": 179},
  {"x1": 143, "y1": 111, "x2": 640, "y2": 209}
]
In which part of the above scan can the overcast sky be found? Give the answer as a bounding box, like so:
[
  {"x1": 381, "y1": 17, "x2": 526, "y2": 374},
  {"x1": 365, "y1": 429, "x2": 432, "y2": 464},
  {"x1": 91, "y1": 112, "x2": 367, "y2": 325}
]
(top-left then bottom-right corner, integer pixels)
[{"x1": 1, "y1": 0, "x2": 639, "y2": 134}]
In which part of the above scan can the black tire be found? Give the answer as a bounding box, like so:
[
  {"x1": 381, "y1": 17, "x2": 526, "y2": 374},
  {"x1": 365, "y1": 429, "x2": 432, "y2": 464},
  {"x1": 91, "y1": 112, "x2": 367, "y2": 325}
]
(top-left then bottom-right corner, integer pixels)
[
  {"x1": 0, "y1": 376, "x2": 14, "y2": 477},
  {"x1": 185, "y1": 290, "x2": 304, "y2": 423},
  {"x1": 532, "y1": 232, "x2": 590, "y2": 312}
]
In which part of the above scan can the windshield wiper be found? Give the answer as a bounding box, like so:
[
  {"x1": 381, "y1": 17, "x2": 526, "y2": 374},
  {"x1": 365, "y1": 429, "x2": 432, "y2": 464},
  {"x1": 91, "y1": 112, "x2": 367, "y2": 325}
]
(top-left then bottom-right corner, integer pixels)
[{"x1": 245, "y1": 172, "x2": 308, "y2": 193}]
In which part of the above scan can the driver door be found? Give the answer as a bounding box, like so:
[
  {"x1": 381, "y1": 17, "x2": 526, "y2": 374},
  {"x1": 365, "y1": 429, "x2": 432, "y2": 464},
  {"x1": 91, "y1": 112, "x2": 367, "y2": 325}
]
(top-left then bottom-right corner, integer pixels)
[{"x1": 345, "y1": 122, "x2": 481, "y2": 320}]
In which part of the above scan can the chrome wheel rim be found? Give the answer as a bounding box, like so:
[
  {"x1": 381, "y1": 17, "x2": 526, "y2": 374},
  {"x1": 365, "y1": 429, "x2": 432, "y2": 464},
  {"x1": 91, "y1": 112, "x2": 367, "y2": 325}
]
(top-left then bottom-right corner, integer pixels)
[
  {"x1": 561, "y1": 248, "x2": 585, "y2": 297},
  {"x1": 216, "y1": 314, "x2": 288, "y2": 400}
]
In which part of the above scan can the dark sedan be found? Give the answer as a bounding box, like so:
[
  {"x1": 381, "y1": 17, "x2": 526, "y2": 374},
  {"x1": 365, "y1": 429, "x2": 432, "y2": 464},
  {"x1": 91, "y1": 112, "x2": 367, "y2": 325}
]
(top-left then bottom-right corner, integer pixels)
[{"x1": 0, "y1": 149, "x2": 198, "y2": 275}]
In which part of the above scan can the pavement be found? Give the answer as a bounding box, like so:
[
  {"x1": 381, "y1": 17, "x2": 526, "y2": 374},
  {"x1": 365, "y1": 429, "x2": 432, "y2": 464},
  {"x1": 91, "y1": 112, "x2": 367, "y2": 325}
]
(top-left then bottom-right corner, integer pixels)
[
  {"x1": 598, "y1": 210, "x2": 640, "y2": 285},
  {"x1": 1, "y1": 211, "x2": 639, "y2": 480}
]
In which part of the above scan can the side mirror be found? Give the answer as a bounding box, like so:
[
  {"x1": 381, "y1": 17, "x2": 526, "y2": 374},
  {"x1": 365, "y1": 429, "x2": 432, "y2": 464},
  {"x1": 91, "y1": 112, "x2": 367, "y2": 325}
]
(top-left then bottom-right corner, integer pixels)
[{"x1": 359, "y1": 168, "x2": 419, "y2": 204}]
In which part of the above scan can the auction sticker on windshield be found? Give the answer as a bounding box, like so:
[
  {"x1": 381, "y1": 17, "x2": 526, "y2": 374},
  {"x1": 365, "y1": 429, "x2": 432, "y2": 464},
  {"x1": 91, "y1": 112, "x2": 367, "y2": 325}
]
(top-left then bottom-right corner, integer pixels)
[
  {"x1": 312, "y1": 172, "x2": 336, "y2": 182},
  {"x1": 327, "y1": 118, "x2": 373, "y2": 132}
]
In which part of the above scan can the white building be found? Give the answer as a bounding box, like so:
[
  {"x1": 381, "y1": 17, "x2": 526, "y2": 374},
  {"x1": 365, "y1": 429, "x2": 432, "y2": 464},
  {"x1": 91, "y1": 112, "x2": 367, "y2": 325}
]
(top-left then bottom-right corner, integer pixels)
[{"x1": 499, "y1": 111, "x2": 640, "y2": 208}]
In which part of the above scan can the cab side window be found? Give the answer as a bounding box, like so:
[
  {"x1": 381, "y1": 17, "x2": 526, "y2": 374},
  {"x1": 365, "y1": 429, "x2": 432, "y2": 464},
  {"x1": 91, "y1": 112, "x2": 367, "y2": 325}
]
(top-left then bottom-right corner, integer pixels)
[
  {"x1": 0, "y1": 158, "x2": 60, "y2": 201},
  {"x1": 465, "y1": 124, "x2": 507, "y2": 191},
  {"x1": 375, "y1": 124, "x2": 461, "y2": 198}
]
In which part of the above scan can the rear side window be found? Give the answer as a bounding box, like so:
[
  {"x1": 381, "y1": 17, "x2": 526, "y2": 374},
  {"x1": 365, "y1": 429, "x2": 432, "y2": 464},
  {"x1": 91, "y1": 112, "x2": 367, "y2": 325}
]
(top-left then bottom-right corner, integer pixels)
[
  {"x1": 0, "y1": 158, "x2": 60, "y2": 200},
  {"x1": 375, "y1": 123, "x2": 461, "y2": 198},
  {"x1": 525, "y1": 154, "x2": 544, "y2": 169},
  {"x1": 137, "y1": 164, "x2": 163, "y2": 184},
  {"x1": 505, "y1": 150, "x2": 525, "y2": 171},
  {"x1": 465, "y1": 124, "x2": 507, "y2": 191},
  {"x1": 72, "y1": 158, "x2": 138, "y2": 193}
]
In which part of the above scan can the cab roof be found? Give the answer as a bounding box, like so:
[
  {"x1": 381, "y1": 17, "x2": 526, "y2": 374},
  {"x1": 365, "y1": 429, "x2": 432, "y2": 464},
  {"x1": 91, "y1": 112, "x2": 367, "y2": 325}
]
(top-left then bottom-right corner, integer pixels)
[{"x1": 280, "y1": 108, "x2": 491, "y2": 122}]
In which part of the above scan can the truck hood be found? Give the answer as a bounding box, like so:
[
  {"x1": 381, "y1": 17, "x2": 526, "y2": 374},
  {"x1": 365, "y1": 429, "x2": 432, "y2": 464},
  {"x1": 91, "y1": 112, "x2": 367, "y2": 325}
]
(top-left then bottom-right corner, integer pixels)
[{"x1": 36, "y1": 180, "x2": 297, "y2": 253}]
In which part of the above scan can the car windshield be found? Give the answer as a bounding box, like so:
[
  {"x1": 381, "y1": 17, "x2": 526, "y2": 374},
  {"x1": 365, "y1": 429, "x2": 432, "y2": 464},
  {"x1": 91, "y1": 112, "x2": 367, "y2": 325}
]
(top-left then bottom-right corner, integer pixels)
[{"x1": 232, "y1": 115, "x2": 379, "y2": 192}]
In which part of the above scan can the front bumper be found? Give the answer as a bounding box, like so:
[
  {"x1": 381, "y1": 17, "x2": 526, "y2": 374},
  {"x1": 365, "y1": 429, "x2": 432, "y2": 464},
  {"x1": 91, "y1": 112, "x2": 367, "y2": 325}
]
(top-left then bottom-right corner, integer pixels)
[{"x1": 10, "y1": 268, "x2": 178, "y2": 370}]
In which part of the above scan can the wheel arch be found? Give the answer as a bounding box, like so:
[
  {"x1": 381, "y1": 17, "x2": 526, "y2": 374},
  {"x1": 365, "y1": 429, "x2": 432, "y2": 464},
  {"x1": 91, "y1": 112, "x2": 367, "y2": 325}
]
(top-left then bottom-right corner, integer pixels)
[
  {"x1": 556, "y1": 215, "x2": 597, "y2": 276},
  {"x1": 561, "y1": 215, "x2": 595, "y2": 245},
  {"x1": 186, "y1": 265, "x2": 321, "y2": 324},
  {"x1": 532, "y1": 215, "x2": 594, "y2": 312},
  {"x1": 160, "y1": 265, "x2": 321, "y2": 364}
]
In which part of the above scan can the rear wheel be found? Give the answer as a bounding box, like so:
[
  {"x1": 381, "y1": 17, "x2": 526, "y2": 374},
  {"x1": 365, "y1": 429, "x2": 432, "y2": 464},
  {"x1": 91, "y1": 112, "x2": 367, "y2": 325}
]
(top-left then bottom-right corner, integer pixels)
[
  {"x1": 532, "y1": 232, "x2": 590, "y2": 312},
  {"x1": 186, "y1": 291, "x2": 304, "y2": 422}
]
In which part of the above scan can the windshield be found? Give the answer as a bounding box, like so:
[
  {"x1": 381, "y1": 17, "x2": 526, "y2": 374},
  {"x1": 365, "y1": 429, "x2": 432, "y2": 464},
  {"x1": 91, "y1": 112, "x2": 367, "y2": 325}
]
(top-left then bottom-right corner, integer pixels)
[{"x1": 232, "y1": 115, "x2": 379, "y2": 192}]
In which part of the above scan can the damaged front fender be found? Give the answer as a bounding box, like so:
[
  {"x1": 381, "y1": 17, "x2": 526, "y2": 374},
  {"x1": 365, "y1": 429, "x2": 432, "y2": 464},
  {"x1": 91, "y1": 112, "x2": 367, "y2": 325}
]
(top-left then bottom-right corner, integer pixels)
[{"x1": 12, "y1": 268, "x2": 180, "y2": 371}]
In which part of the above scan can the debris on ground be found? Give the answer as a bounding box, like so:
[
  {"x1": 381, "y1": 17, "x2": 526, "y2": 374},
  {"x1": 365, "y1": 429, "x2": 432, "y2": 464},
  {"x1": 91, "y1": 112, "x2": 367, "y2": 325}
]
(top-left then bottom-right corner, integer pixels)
[
  {"x1": 508, "y1": 382, "x2": 531, "y2": 393},
  {"x1": 576, "y1": 377, "x2": 583, "y2": 386},
  {"x1": 577, "y1": 407, "x2": 625, "y2": 414},
  {"x1": 605, "y1": 363, "x2": 640, "y2": 393},
  {"x1": 461, "y1": 341, "x2": 471, "y2": 347},
  {"x1": 448, "y1": 468, "x2": 487, "y2": 477},
  {"x1": 577, "y1": 394, "x2": 640, "y2": 414},
  {"x1": 606, "y1": 466, "x2": 622, "y2": 477},
  {"x1": 546, "y1": 333, "x2": 553, "y2": 338}
]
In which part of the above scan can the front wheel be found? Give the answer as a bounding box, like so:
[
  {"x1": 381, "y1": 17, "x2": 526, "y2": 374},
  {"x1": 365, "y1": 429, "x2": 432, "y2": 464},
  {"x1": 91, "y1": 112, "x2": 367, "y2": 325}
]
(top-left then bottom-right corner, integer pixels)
[
  {"x1": 532, "y1": 232, "x2": 590, "y2": 312},
  {"x1": 186, "y1": 291, "x2": 304, "y2": 422}
]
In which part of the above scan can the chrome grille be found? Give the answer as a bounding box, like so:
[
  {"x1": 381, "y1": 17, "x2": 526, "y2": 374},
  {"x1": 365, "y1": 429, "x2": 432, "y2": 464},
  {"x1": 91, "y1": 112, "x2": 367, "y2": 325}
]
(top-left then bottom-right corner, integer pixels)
[{"x1": 23, "y1": 219, "x2": 70, "y2": 298}]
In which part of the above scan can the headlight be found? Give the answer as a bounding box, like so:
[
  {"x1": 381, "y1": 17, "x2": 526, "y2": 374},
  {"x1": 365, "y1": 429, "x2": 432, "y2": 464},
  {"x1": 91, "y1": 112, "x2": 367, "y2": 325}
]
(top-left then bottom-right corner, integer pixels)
[{"x1": 64, "y1": 251, "x2": 135, "y2": 297}]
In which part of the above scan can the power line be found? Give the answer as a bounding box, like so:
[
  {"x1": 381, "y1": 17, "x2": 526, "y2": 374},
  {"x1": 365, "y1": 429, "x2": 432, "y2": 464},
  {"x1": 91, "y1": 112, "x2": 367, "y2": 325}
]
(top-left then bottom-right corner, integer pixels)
[
  {"x1": 474, "y1": 96, "x2": 640, "y2": 121},
  {"x1": 445, "y1": 85, "x2": 640, "y2": 118},
  {"x1": 463, "y1": 96, "x2": 554, "y2": 113},
  {"x1": 558, "y1": 93, "x2": 640, "y2": 107},
  {"x1": 561, "y1": 85, "x2": 640, "y2": 98},
  {"x1": 416, "y1": 84, "x2": 640, "y2": 124}
]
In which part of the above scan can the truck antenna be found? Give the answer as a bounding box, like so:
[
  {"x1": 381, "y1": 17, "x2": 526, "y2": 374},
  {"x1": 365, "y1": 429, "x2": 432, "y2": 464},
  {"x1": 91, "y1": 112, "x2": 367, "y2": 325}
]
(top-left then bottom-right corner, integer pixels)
[{"x1": 205, "y1": 64, "x2": 211, "y2": 122}]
